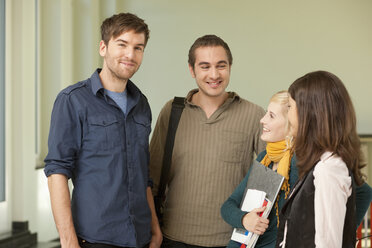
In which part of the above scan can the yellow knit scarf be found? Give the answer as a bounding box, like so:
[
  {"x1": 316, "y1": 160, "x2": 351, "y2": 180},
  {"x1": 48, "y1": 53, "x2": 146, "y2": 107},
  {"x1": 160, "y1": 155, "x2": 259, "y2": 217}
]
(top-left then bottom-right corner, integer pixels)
[{"x1": 260, "y1": 140, "x2": 293, "y2": 226}]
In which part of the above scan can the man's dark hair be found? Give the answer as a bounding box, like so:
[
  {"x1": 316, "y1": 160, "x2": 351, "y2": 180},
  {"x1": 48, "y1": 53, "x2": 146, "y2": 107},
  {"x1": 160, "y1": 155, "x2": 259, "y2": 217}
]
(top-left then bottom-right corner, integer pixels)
[
  {"x1": 101, "y1": 13, "x2": 150, "y2": 46},
  {"x1": 188, "y1": 34, "x2": 233, "y2": 69}
]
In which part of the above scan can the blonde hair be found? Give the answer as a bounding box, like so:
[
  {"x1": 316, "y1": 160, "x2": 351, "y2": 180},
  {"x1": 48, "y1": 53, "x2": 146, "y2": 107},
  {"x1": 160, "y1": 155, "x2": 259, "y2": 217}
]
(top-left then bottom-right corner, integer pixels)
[
  {"x1": 270, "y1": 90, "x2": 289, "y2": 108},
  {"x1": 269, "y1": 90, "x2": 291, "y2": 140}
]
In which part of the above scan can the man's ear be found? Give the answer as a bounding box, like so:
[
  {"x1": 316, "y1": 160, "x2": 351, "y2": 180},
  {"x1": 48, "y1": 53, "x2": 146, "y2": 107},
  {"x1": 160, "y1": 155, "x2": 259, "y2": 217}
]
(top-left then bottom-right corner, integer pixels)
[
  {"x1": 99, "y1": 40, "x2": 107, "y2": 57},
  {"x1": 188, "y1": 64, "x2": 196, "y2": 78}
]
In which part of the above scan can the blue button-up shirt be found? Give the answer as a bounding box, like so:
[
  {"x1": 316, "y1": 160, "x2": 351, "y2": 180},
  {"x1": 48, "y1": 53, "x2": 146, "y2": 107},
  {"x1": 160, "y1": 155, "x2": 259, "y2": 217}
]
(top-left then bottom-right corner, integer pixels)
[{"x1": 44, "y1": 69, "x2": 152, "y2": 247}]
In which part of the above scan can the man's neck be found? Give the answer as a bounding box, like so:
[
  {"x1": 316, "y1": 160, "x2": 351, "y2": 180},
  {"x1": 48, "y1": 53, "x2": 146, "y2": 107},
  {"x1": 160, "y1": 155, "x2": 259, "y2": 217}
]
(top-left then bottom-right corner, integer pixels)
[
  {"x1": 192, "y1": 91, "x2": 229, "y2": 119},
  {"x1": 99, "y1": 67, "x2": 128, "y2": 93}
]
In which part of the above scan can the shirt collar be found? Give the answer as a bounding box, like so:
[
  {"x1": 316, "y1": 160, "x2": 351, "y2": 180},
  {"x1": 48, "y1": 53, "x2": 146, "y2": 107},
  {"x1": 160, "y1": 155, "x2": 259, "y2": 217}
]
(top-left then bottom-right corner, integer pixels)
[
  {"x1": 320, "y1": 151, "x2": 334, "y2": 162},
  {"x1": 185, "y1": 88, "x2": 241, "y2": 106},
  {"x1": 90, "y1": 68, "x2": 141, "y2": 100},
  {"x1": 90, "y1": 69, "x2": 142, "y2": 113},
  {"x1": 90, "y1": 69, "x2": 105, "y2": 96}
]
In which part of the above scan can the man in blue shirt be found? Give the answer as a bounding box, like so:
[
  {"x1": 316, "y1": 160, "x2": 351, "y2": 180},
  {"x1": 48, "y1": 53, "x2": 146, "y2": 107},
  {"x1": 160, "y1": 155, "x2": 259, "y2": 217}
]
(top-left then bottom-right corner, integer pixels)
[{"x1": 44, "y1": 13, "x2": 162, "y2": 248}]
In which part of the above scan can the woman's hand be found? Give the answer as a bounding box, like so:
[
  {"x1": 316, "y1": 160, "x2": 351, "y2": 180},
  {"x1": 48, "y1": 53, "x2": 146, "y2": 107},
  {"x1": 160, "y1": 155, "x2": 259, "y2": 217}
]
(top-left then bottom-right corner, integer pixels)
[{"x1": 242, "y1": 206, "x2": 269, "y2": 235}]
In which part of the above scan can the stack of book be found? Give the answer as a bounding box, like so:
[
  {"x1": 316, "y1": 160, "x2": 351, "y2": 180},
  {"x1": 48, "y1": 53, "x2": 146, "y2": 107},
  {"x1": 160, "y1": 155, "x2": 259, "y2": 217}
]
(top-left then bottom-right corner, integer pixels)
[{"x1": 230, "y1": 160, "x2": 284, "y2": 248}]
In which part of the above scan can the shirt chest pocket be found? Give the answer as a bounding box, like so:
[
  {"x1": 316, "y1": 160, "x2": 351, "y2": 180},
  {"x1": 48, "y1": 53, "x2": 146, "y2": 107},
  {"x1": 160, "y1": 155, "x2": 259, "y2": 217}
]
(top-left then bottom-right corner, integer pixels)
[
  {"x1": 219, "y1": 130, "x2": 247, "y2": 163},
  {"x1": 132, "y1": 115, "x2": 151, "y2": 147},
  {"x1": 85, "y1": 115, "x2": 122, "y2": 151}
]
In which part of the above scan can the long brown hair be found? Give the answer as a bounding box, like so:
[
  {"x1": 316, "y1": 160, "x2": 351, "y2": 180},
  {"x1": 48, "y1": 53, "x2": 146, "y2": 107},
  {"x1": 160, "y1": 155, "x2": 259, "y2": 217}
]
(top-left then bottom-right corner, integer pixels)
[{"x1": 288, "y1": 71, "x2": 365, "y2": 185}]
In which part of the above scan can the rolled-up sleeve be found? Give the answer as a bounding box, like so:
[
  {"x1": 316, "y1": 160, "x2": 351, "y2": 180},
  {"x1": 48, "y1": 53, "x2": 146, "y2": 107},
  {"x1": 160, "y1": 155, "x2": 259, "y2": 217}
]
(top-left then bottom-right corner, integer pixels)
[{"x1": 44, "y1": 92, "x2": 81, "y2": 179}]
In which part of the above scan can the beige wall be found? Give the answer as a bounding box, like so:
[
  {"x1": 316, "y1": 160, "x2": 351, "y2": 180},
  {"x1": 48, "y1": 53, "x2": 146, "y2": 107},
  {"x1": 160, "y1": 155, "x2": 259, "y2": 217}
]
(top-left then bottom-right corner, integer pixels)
[
  {"x1": 2, "y1": 0, "x2": 372, "y2": 241},
  {"x1": 126, "y1": 0, "x2": 372, "y2": 134}
]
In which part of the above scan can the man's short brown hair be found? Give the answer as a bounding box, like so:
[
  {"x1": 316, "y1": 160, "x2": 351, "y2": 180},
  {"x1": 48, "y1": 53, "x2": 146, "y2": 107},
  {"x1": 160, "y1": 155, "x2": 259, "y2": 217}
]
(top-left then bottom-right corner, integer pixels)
[
  {"x1": 188, "y1": 35, "x2": 233, "y2": 69},
  {"x1": 101, "y1": 13, "x2": 150, "y2": 46}
]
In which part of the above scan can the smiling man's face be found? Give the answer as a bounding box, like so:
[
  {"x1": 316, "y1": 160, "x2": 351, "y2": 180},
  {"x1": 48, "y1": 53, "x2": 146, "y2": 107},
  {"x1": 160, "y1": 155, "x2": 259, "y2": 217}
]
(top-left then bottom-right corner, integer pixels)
[
  {"x1": 100, "y1": 30, "x2": 145, "y2": 82},
  {"x1": 189, "y1": 46, "x2": 231, "y2": 99}
]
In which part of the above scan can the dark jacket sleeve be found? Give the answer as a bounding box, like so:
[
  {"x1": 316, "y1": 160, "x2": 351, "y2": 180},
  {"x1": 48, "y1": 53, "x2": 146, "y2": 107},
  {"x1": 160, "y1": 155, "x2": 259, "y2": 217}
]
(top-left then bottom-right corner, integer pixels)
[
  {"x1": 221, "y1": 167, "x2": 252, "y2": 229},
  {"x1": 289, "y1": 155, "x2": 299, "y2": 189},
  {"x1": 44, "y1": 92, "x2": 81, "y2": 178},
  {"x1": 355, "y1": 182, "x2": 372, "y2": 226}
]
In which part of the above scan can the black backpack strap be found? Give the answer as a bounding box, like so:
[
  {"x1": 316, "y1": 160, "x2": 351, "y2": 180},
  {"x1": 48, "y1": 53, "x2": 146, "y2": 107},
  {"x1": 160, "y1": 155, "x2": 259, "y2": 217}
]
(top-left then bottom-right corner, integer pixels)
[{"x1": 155, "y1": 97, "x2": 185, "y2": 219}]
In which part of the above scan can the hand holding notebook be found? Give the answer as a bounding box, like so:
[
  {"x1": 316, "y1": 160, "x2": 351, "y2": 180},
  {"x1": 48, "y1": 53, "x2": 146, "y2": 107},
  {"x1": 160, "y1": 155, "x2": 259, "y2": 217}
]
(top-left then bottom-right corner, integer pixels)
[
  {"x1": 242, "y1": 205, "x2": 269, "y2": 235},
  {"x1": 230, "y1": 161, "x2": 284, "y2": 247}
]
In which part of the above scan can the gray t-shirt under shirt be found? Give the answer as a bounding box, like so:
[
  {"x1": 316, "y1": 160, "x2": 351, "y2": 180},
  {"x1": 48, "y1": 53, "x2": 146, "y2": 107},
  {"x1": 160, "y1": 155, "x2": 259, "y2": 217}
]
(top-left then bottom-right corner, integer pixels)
[{"x1": 105, "y1": 88, "x2": 128, "y2": 115}]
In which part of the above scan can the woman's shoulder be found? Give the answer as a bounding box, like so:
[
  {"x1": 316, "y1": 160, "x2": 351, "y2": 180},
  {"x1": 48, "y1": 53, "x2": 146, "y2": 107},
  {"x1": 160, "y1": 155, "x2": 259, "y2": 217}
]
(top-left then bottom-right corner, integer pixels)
[
  {"x1": 314, "y1": 152, "x2": 349, "y2": 176},
  {"x1": 256, "y1": 150, "x2": 267, "y2": 162},
  {"x1": 289, "y1": 155, "x2": 299, "y2": 185},
  {"x1": 313, "y1": 152, "x2": 351, "y2": 194}
]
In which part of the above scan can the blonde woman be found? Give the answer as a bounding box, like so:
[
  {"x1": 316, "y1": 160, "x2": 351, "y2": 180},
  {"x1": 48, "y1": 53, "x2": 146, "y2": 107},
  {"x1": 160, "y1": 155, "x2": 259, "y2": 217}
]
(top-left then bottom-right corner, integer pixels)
[{"x1": 221, "y1": 91, "x2": 297, "y2": 248}]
